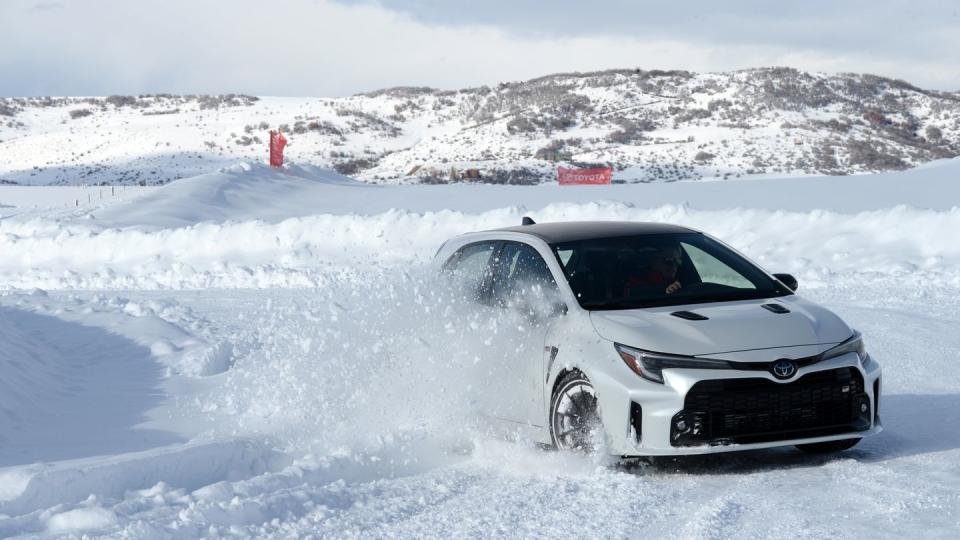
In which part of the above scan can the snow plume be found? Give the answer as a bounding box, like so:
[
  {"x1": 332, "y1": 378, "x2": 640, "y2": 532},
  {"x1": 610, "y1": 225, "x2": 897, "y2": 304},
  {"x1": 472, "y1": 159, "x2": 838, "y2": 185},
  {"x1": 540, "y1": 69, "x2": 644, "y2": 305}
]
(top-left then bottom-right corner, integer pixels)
[
  {"x1": 194, "y1": 269, "x2": 530, "y2": 456},
  {"x1": 1, "y1": 203, "x2": 959, "y2": 290}
]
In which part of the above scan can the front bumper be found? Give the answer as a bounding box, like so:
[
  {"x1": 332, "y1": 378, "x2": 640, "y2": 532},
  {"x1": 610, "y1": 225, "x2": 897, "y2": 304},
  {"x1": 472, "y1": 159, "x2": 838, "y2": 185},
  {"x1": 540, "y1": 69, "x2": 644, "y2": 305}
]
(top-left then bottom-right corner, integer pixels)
[{"x1": 595, "y1": 352, "x2": 882, "y2": 456}]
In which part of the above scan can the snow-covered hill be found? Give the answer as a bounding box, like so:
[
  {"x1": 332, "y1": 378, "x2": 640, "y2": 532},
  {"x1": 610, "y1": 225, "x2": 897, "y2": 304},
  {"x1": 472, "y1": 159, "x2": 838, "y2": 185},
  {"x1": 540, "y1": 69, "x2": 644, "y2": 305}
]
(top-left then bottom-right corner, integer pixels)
[{"x1": 2, "y1": 67, "x2": 959, "y2": 186}]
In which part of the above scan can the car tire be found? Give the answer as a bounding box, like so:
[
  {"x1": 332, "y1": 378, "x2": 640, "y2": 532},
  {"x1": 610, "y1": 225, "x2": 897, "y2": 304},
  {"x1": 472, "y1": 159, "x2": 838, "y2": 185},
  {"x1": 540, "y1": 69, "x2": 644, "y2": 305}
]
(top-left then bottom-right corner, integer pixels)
[
  {"x1": 549, "y1": 371, "x2": 602, "y2": 453},
  {"x1": 795, "y1": 438, "x2": 861, "y2": 453}
]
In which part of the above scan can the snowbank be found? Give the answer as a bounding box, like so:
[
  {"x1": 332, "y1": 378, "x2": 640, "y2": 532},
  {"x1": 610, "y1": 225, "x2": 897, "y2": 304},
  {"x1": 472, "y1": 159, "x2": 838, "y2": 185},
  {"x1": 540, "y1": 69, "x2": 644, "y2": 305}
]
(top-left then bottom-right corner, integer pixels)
[
  {"x1": 51, "y1": 158, "x2": 960, "y2": 227},
  {"x1": 90, "y1": 162, "x2": 366, "y2": 228},
  {"x1": 1, "y1": 202, "x2": 959, "y2": 290},
  {"x1": 3, "y1": 159, "x2": 958, "y2": 290},
  {"x1": 0, "y1": 299, "x2": 186, "y2": 470}
]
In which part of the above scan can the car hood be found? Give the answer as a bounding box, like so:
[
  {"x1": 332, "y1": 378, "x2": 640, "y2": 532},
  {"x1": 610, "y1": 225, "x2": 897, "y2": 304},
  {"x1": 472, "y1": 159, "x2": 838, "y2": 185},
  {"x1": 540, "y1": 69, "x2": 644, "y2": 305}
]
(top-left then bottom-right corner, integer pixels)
[{"x1": 589, "y1": 296, "x2": 852, "y2": 357}]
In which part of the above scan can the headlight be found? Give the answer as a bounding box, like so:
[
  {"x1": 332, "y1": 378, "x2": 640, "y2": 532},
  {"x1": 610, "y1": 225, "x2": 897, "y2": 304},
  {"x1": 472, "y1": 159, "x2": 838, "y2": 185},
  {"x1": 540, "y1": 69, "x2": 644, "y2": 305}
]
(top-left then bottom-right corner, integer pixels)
[
  {"x1": 615, "y1": 343, "x2": 732, "y2": 384},
  {"x1": 821, "y1": 330, "x2": 870, "y2": 368}
]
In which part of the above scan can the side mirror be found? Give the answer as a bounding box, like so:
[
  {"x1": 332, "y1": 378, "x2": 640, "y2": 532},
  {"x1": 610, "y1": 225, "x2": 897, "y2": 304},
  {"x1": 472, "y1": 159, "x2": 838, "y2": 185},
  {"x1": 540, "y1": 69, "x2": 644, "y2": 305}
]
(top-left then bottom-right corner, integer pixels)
[{"x1": 773, "y1": 273, "x2": 798, "y2": 292}]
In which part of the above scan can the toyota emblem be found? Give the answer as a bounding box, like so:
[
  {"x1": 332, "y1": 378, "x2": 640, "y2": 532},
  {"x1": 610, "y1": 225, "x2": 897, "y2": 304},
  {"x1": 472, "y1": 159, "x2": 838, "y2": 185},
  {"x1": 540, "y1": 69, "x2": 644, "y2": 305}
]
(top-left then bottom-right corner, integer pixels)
[{"x1": 771, "y1": 359, "x2": 798, "y2": 380}]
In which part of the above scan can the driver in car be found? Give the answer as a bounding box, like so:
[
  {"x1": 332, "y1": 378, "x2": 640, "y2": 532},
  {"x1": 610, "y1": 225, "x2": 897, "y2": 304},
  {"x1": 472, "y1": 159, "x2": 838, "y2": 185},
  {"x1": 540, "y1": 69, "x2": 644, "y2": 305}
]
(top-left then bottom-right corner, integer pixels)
[{"x1": 623, "y1": 245, "x2": 684, "y2": 296}]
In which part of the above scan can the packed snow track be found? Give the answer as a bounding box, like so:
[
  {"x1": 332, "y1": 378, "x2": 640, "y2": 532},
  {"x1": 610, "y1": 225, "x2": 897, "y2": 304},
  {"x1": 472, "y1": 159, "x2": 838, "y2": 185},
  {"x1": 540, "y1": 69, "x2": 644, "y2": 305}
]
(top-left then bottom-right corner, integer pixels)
[{"x1": 0, "y1": 161, "x2": 958, "y2": 538}]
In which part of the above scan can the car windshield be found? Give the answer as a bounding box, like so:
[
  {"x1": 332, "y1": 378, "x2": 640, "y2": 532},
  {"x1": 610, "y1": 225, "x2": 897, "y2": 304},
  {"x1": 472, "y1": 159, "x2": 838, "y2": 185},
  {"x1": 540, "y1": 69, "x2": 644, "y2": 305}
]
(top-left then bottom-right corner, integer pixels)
[{"x1": 551, "y1": 232, "x2": 791, "y2": 310}]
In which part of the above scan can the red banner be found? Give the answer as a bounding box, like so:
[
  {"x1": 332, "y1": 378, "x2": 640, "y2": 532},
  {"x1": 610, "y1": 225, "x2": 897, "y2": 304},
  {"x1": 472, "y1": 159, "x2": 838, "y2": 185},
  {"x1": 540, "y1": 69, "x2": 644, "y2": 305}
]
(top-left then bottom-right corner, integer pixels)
[
  {"x1": 269, "y1": 130, "x2": 287, "y2": 167},
  {"x1": 557, "y1": 166, "x2": 612, "y2": 185}
]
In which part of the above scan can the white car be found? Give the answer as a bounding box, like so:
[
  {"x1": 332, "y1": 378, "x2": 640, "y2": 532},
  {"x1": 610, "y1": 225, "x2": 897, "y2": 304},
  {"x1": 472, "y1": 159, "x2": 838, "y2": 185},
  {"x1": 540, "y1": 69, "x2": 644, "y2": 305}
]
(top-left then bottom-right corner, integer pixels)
[{"x1": 435, "y1": 219, "x2": 882, "y2": 456}]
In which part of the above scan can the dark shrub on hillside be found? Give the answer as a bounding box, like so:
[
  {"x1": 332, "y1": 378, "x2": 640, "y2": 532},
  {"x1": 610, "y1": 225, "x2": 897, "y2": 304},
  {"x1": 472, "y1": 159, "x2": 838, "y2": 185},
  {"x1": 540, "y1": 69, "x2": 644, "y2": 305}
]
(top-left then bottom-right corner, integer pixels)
[
  {"x1": 307, "y1": 120, "x2": 342, "y2": 136},
  {"x1": 235, "y1": 135, "x2": 262, "y2": 146},
  {"x1": 605, "y1": 118, "x2": 653, "y2": 144},
  {"x1": 677, "y1": 108, "x2": 712, "y2": 123},
  {"x1": 846, "y1": 140, "x2": 907, "y2": 170},
  {"x1": 198, "y1": 94, "x2": 258, "y2": 110},
  {"x1": 361, "y1": 86, "x2": 438, "y2": 98},
  {"x1": 505, "y1": 112, "x2": 575, "y2": 135},
  {"x1": 69, "y1": 109, "x2": 93, "y2": 119},
  {"x1": 707, "y1": 99, "x2": 732, "y2": 112},
  {"x1": 506, "y1": 116, "x2": 536, "y2": 134},
  {"x1": 479, "y1": 167, "x2": 547, "y2": 185},
  {"x1": 811, "y1": 118, "x2": 852, "y2": 132},
  {"x1": 334, "y1": 158, "x2": 379, "y2": 176},
  {"x1": 106, "y1": 95, "x2": 138, "y2": 107}
]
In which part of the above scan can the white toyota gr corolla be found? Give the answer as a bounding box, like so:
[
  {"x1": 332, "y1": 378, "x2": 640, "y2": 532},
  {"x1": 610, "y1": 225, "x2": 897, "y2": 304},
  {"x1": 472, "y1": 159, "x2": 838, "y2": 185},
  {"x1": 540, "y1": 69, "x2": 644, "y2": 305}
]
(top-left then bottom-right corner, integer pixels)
[{"x1": 434, "y1": 219, "x2": 882, "y2": 456}]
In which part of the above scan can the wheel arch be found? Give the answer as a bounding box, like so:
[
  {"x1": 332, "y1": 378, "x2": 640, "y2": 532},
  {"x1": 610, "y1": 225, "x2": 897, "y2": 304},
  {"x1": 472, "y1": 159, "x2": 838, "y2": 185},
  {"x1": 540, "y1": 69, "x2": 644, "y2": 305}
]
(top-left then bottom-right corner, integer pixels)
[
  {"x1": 551, "y1": 367, "x2": 587, "y2": 397},
  {"x1": 546, "y1": 353, "x2": 637, "y2": 456}
]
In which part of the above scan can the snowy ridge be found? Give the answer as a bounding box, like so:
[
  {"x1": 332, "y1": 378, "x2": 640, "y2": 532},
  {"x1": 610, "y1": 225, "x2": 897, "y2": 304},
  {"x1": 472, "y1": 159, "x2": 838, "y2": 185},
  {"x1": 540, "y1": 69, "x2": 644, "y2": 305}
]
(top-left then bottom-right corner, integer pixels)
[
  {"x1": 2, "y1": 67, "x2": 959, "y2": 186},
  {"x1": 1, "y1": 204, "x2": 959, "y2": 290},
  {"x1": 2, "y1": 191, "x2": 959, "y2": 290},
  {"x1": 87, "y1": 162, "x2": 367, "y2": 228},
  {"x1": 2, "y1": 159, "x2": 959, "y2": 291}
]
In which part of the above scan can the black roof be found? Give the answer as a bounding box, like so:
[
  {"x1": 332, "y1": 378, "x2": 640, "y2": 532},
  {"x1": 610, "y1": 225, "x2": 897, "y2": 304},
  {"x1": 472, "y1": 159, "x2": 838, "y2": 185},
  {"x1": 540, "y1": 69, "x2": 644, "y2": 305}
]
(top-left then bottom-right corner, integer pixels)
[{"x1": 491, "y1": 221, "x2": 698, "y2": 244}]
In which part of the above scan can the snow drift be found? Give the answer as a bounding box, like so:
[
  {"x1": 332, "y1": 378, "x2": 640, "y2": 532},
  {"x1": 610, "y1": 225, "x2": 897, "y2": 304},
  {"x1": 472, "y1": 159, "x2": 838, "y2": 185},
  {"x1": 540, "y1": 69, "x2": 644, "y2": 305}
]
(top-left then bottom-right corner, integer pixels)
[
  {"x1": 2, "y1": 201, "x2": 959, "y2": 290},
  {"x1": 3, "y1": 160, "x2": 959, "y2": 291}
]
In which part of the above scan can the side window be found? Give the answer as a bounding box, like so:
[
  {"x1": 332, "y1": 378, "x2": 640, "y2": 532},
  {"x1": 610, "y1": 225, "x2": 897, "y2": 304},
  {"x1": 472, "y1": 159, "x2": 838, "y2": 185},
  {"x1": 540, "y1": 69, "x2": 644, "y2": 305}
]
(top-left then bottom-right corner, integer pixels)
[
  {"x1": 682, "y1": 242, "x2": 754, "y2": 289},
  {"x1": 493, "y1": 242, "x2": 559, "y2": 307},
  {"x1": 443, "y1": 242, "x2": 497, "y2": 302}
]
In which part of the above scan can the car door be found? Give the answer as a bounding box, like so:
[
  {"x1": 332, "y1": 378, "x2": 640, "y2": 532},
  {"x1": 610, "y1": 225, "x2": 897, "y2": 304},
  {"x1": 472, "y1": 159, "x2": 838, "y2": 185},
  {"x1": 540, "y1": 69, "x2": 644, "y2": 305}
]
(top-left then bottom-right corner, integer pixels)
[
  {"x1": 487, "y1": 241, "x2": 563, "y2": 426},
  {"x1": 441, "y1": 240, "x2": 509, "y2": 421}
]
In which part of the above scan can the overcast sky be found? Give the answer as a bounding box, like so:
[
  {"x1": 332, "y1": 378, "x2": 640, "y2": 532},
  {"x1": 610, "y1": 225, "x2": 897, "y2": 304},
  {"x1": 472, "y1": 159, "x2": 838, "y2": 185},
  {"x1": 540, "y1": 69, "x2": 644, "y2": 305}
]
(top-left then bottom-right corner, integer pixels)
[{"x1": 2, "y1": 0, "x2": 958, "y2": 97}]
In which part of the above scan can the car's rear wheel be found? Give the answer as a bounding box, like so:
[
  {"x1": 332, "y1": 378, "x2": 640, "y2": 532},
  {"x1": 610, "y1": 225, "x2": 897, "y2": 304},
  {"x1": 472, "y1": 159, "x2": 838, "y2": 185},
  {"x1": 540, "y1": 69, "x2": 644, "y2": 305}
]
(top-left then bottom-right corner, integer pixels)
[
  {"x1": 795, "y1": 437, "x2": 861, "y2": 453},
  {"x1": 550, "y1": 372, "x2": 602, "y2": 452}
]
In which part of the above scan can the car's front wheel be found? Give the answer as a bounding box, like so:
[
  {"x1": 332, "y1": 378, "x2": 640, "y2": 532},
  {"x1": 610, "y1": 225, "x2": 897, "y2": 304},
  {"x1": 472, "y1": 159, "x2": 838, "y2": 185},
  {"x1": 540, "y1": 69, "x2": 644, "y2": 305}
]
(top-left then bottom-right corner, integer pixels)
[
  {"x1": 795, "y1": 438, "x2": 861, "y2": 453},
  {"x1": 550, "y1": 371, "x2": 603, "y2": 452}
]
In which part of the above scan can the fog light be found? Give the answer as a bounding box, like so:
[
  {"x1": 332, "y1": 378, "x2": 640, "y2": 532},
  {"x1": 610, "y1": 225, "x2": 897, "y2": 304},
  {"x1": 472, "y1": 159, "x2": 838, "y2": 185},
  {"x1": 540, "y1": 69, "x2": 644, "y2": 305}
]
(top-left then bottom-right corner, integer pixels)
[
  {"x1": 860, "y1": 402, "x2": 869, "y2": 414},
  {"x1": 671, "y1": 412, "x2": 705, "y2": 445}
]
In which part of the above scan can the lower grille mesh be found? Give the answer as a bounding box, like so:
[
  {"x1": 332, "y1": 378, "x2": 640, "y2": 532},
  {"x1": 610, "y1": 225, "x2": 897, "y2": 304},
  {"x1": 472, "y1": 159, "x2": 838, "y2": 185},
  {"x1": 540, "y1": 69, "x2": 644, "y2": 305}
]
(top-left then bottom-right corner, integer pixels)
[{"x1": 672, "y1": 367, "x2": 870, "y2": 446}]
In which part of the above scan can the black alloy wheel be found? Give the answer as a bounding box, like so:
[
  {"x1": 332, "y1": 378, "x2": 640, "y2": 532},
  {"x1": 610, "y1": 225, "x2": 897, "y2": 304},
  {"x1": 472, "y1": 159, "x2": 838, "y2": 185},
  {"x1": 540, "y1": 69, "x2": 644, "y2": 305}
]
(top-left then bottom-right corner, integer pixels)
[{"x1": 550, "y1": 372, "x2": 603, "y2": 453}]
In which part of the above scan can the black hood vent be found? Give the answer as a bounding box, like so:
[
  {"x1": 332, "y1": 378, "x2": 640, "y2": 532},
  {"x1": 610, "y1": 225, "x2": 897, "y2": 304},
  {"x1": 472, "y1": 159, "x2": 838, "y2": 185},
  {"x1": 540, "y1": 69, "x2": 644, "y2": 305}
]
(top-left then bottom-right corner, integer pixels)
[
  {"x1": 762, "y1": 303, "x2": 791, "y2": 314},
  {"x1": 671, "y1": 310, "x2": 709, "y2": 321}
]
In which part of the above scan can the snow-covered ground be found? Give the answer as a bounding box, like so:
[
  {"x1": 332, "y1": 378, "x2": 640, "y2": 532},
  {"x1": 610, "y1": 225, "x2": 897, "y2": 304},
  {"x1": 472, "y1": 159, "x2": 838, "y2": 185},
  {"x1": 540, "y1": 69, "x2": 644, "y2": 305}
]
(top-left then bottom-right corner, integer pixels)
[{"x1": 0, "y1": 160, "x2": 959, "y2": 538}]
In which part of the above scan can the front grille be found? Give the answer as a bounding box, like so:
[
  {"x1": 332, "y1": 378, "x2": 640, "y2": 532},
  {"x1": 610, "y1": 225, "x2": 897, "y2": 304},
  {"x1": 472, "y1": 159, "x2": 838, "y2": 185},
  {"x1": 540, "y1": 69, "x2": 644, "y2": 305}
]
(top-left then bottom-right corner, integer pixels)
[{"x1": 671, "y1": 367, "x2": 871, "y2": 447}]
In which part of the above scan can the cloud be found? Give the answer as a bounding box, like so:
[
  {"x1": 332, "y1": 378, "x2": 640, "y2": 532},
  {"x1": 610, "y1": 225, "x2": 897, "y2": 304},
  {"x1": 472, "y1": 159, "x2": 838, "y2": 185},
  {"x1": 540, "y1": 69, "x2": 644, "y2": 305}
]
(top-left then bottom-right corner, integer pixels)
[
  {"x1": 336, "y1": 0, "x2": 960, "y2": 55},
  {"x1": 0, "y1": 0, "x2": 957, "y2": 97},
  {"x1": 30, "y1": 2, "x2": 63, "y2": 11}
]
